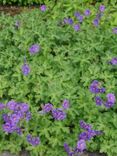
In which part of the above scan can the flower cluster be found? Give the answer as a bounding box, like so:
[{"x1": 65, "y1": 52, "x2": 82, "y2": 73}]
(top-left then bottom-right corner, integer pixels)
[
  {"x1": 90, "y1": 80, "x2": 116, "y2": 108},
  {"x1": 93, "y1": 5, "x2": 105, "y2": 27},
  {"x1": 64, "y1": 121, "x2": 102, "y2": 156},
  {"x1": 2, "y1": 100, "x2": 31, "y2": 134},
  {"x1": 63, "y1": 4, "x2": 106, "y2": 31},
  {"x1": 0, "y1": 100, "x2": 40, "y2": 146},
  {"x1": 63, "y1": 8, "x2": 90, "y2": 31},
  {"x1": 79, "y1": 120, "x2": 103, "y2": 141},
  {"x1": 21, "y1": 44, "x2": 40, "y2": 76},
  {"x1": 89, "y1": 80, "x2": 105, "y2": 94},
  {"x1": 40, "y1": 100, "x2": 69, "y2": 121}
]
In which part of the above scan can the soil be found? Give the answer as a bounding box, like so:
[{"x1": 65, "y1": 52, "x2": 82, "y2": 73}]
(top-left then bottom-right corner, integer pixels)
[
  {"x1": 0, "y1": 5, "x2": 22, "y2": 15},
  {"x1": 0, "y1": 5, "x2": 38, "y2": 16}
]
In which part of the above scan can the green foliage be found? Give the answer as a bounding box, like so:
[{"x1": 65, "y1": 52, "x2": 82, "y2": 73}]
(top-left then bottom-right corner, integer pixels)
[
  {"x1": 0, "y1": 2, "x2": 117, "y2": 156},
  {"x1": 0, "y1": 0, "x2": 55, "y2": 5},
  {"x1": 0, "y1": 0, "x2": 42, "y2": 5},
  {"x1": 0, "y1": 0, "x2": 117, "y2": 6}
]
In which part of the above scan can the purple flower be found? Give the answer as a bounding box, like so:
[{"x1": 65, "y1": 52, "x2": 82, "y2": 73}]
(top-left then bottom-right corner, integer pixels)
[
  {"x1": 79, "y1": 130, "x2": 99, "y2": 141},
  {"x1": 112, "y1": 28, "x2": 117, "y2": 34},
  {"x1": 64, "y1": 121, "x2": 103, "y2": 156},
  {"x1": 68, "y1": 152, "x2": 74, "y2": 156},
  {"x1": 99, "y1": 87, "x2": 106, "y2": 93},
  {"x1": 84, "y1": 9, "x2": 91, "y2": 16},
  {"x1": 29, "y1": 44, "x2": 40, "y2": 54},
  {"x1": 79, "y1": 120, "x2": 92, "y2": 131},
  {"x1": 52, "y1": 108, "x2": 66, "y2": 120},
  {"x1": 91, "y1": 80, "x2": 99, "y2": 86},
  {"x1": 20, "y1": 103, "x2": 29, "y2": 113},
  {"x1": 79, "y1": 130, "x2": 100, "y2": 141},
  {"x1": 15, "y1": 110, "x2": 24, "y2": 119},
  {"x1": 74, "y1": 24, "x2": 80, "y2": 31},
  {"x1": 67, "y1": 18, "x2": 73, "y2": 25},
  {"x1": 79, "y1": 120, "x2": 103, "y2": 141},
  {"x1": 31, "y1": 137, "x2": 40, "y2": 146},
  {"x1": 0, "y1": 103, "x2": 5, "y2": 110},
  {"x1": 2, "y1": 114, "x2": 10, "y2": 122},
  {"x1": 79, "y1": 120, "x2": 87, "y2": 129},
  {"x1": 62, "y1": 99, "x2": 69, "y2": 110},
  {"x1": 10, "y1": 113, "x2": 20, "y2": 125},
  {"x1": 26, "y1": 111, "x2": 32, "y2": 121},
  {"x1": 74, "y1": 12, "x2": 80, "y2": 17},
  {"x1": 27, "y1": 134, "x2": 32, "y2": 142},
  {"x1": 99, "y1": 5, "x2": 105, "y2": 12},
  {"x1": 22, "y1": 63, "x2": 30, "y2": 76},
  {"x1": 89, "y1": 80, "x2": 100, "y2": 94},
  {"x1": 7, "y1": 100, "x2": 17, "y2": 111},
  {"x1": 95, "y1": 96, "x2": 103, "y2": 106},
  {"x1": 52, "y1": 109, "x2": 60, "y2": 120},
  {"x1": 64, "y1": 143, "x2": 70, "y2": 154},
  {"x1": 77, "y1": 15, "x2": 83, "y2": 23},
  {"x1": 106, "y1": 93, "x2": 116, "y2": 104},
  {"x1": 43, "y1": 103, "x2": 53, "y2": 113},
  {"x1": 77, "y1": 139, "x2": 86, "y2": 152},
  {"x1": 79, "y1": 132, "x2": 89, "y2": 141},
  {"x1": 14, "y1": 103, "x2": 21, "y2": 111},
  {"x1": 15, "y1": 127, "x2": 22, "y2": 135},
  {"x1": 63, "y1": 18, "x2": 68, "y2": 24},
  {"x1": 27, "y1": 134, "x2": 40, "y2": 146},
  {"x1": 87, "y1": 129, "x2": 97, "y2": 139},
  {"x1": 2, "y1": 122, "x2": 16, "y2": 133},
  {"x1": 63, "y1": 18, "x2": 73, "y2": 25},
  {"x1": 93, "y1": 18, "x2": 99, "y2": 27},
  {"x1": 40, "y1": 5, "x2": 46, "y2": 12},
  {"x1": 94, "y1": 130, "x2": 103, "y2": 135},
  {"x1": 110, "y1": 57, "x2": 117, "y2": 65},
  {"x1": 105, "y1": 101, "x2": 115, "y2": 108},
  {"x1": 89, "y1": 129, "x2": 103, "y2": 138}
]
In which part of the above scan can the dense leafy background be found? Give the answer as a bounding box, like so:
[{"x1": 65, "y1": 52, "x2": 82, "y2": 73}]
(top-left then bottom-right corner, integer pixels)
[
  {"x1": 0, "y1": 0, "x2": 117, "y2": 6},
  {"x1": 0, "y1": 1, "x2": 117, "y2": 156}
]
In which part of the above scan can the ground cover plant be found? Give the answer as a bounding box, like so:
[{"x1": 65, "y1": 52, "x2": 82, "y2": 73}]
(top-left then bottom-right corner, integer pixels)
[{"x1": 0, "y1": 1, "x2": 117, "y2": 156}]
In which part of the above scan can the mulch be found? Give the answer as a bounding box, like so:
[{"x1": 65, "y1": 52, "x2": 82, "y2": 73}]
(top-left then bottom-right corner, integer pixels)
[
  {"x1": 0, "y1": 5, "x2": 22, "y2": 15},
  {"x1": 0, "y1": 5, "x2": 38, "y2": 16}
]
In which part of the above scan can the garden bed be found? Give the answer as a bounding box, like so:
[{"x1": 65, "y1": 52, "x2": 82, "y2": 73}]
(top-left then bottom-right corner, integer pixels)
[{"x1": 0, "y1": 1, "x2": 117, "y2": 156}]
